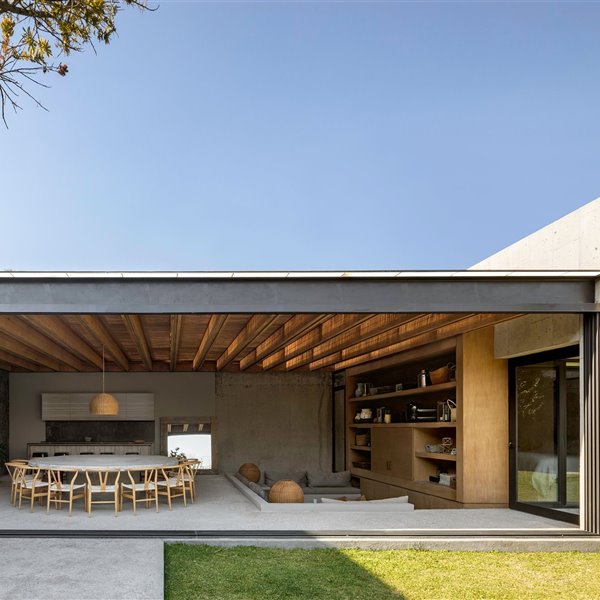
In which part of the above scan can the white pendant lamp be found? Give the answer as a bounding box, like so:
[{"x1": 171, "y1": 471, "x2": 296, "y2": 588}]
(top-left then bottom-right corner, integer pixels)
[{"x1": 90, "y1": 346, "x2": 119, "y2": 416}]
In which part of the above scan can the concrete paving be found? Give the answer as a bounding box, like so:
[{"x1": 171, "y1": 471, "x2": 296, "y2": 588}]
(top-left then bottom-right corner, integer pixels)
[
  {"x1": 0, "y1": 474, "x2": 578, "y2": 533},
  {"x1": 0, "y1": 539, "x2": 163, "y2": 600}
]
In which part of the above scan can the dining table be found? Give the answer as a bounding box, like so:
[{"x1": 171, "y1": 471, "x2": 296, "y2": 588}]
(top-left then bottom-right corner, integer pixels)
[{"x1": 28, "y1": 454, "x2": 179, "y2": 471}]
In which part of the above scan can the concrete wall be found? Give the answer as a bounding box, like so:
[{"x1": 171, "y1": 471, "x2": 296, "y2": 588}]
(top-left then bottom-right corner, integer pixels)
[
  {"x1": 470, "y1": 198, "x2": 598, "y2": 359},
  {"x1": 8, "y1": 371, "x2": 334, "y2": 474},
  {"x1": 472, "y1": 197, "x2": 600, "y2": 269},
  {"x1": 216, "y1": 372, "x2": 332, "y2": 474},
  {"x1": 8, "y1": 372, "x2": 215, "y2": 459},
  {"x1": 493, "y1": 314, "x2": 580, "y2": 359}
]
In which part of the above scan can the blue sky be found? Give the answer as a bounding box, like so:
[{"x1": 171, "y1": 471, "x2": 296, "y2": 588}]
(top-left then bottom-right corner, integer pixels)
[{"x1": 1, "y1": 1, "x2": 599, "y2": 271}]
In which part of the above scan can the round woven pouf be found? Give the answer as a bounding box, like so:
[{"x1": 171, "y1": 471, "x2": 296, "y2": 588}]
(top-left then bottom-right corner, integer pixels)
[
  {"x1": 238, "y1": 463, "x2": 261, "y2": 483},
  {"x1": 268, "y1": 479, "x2": 304, "y2": 504}
]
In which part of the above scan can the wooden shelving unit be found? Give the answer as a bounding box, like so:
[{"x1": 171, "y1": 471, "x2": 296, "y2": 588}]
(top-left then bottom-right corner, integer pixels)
[{"x1": 345, "y1": 331, "x2": 509, "y2": 509}]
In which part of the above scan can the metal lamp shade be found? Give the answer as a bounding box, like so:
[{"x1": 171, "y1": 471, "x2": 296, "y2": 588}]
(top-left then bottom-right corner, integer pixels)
[{"x1": 89, "y1": 392, "x2": 119, "y2": 416}]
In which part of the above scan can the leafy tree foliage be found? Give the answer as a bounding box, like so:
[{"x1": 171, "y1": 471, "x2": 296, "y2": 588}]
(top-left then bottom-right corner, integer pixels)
[{"x1": 0, "y1": 0, "x2": 150, "y2": 125}]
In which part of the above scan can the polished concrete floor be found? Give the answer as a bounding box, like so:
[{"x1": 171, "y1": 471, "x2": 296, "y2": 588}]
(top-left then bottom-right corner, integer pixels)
[{"x1": 0, "y1": 474, "x2": 577, "y2": 533}]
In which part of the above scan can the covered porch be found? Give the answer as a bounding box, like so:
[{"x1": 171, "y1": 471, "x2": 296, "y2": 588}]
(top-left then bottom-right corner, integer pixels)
[{"x1": 0, "y1": 271, "x2": 599, "y2": 537}]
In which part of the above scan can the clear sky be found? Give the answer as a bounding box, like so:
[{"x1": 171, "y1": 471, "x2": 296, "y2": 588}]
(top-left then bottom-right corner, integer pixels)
[{"x1": 1, "y1": 1, "x2": 599, "y2": 271}]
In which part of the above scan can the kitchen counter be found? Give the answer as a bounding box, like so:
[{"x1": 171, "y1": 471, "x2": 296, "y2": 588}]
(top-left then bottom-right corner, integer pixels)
[{"x1": 27, "y1": 442, "x2": 154, "y2": 458}]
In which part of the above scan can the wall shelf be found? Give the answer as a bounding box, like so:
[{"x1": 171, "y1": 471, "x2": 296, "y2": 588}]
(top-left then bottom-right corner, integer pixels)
[
  {"x1": 348, "y1": 381, "x2": 456, "y2": 403},
  {"x1": 351, "y1": 445, "x2": 372, "y2": 452},
  {"x1": 415, "y1": 451, "x2": 457, "y2": 462},
  {"x1": 351, "y1": 422, "x2": 457, "y2": 429}
]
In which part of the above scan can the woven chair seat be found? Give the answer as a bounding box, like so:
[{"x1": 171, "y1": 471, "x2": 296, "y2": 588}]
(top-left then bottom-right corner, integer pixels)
[
  {"x1": 122, "y1": 482, "x2": 157, "y2": 491},
  {"x1": 89, "y1": 484, "x2": 118, "y2": 492},
  {"x1": 22, "y1": 480, "x2": 48, "y2": 489},
  {"x1": 49, "y1": 482, "x2": 86, "y2": 491},
  {"x1": 157, "y1": 477, "x2": 182, "y2": 487}
]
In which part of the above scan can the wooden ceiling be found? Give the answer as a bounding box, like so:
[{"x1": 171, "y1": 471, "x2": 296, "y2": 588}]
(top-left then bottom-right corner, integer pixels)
[{"x1": 0, "y1": 313, "x2": 518, "y2": 373}]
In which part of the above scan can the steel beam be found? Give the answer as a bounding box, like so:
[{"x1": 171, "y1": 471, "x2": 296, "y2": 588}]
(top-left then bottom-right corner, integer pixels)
[{"x1": 0, "y1": 275, "x2": 597, "y2": 314}]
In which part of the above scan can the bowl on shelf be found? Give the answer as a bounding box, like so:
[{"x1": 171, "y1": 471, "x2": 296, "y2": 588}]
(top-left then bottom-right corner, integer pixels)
[{"x1": 424, "y1": 443, "x2": 443, "y2": 453}]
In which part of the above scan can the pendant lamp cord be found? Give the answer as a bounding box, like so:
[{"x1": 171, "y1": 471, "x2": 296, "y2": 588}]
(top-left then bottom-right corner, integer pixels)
[{"x1": 102, "y1": 345, "x2": 105, "y2": 394}]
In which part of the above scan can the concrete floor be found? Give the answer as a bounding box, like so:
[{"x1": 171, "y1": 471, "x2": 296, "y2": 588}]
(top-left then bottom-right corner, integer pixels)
[
  {"x1": 0, "y1": 539, "x2": 163, "y2": 600},
  {"x1": 0, "y1": 474, "x2": 578, "y2": 533},
  {"x1": 0, "y1": 475, "x2": 593, "y2": 600}
]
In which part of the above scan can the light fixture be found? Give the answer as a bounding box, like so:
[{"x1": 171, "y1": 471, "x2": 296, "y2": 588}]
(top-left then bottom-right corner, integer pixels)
[{"x1": 90, "y1": 346, "x2": 119, "y2": 416}]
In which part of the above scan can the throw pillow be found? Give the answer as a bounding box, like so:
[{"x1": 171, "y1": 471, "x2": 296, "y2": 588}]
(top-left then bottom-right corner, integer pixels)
[
  {"x1": 264, "y1": 470, "x2": 307, "y2": 487},
  {"x1": 307, "y1": 470, "x2": 351, "y2": 487}
]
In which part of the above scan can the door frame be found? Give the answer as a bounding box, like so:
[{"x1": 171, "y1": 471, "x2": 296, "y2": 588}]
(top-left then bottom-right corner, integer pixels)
[{"x1": 508, "y1": 345, "x2": 579, "y2": 525}]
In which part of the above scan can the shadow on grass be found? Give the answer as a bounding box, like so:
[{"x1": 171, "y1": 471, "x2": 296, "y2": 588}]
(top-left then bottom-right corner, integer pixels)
[{"x1": 165, "y1": 544, "x2": 404, "y2": 599}]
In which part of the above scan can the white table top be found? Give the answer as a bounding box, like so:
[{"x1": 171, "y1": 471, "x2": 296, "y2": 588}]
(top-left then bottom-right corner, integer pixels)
[{"x1": 28, "y1": 454, "x2": 179, "y2": 470}]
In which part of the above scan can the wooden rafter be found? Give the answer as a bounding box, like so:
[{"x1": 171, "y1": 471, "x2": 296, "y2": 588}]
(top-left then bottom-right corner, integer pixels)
[
  {"x1": 308, "y1": 313, "x2": 470, "y2": 370},
  {"x1": 79, "y1": 315, "x2": 130, "y2": 371},
  {"x1": 169, "y1": 315, "x2": 182, "y2": 372},
  {"x1": 284, "y1": 313, "x2": 418, "y2": 371},
  {"x1": 0, "y1": 316, "x2": 89, "y2": 371},
  {"x1": 0, "y1": 335, "x2": 74, "y2": 371},
  {"x1": 216, "y1": 315, "x2": 278, "y2": 371},
  {"x1": 239, "y1": 314, "x2": 329, "y2": 370},
  {"x1": 23, "y1": 315, "x2": 103, "y2": 369},
  {"x1": 193, "y1": 315, "x2": 228, "y2": 371},
  {"x1": 122, "y1": 315, "x2": 153, "y2": 370},
  {"x1": 333, "y1": 313, "x2": 519, "y2": 371},
  {"x1": 261, "y1": 314, "x2": 371, "y2": 371},
  {"x1": 0, "y1": 349, "x2": 47, "y2": 372}
]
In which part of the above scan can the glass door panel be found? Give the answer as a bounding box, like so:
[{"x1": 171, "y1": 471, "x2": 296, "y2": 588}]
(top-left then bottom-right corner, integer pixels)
[
  {"x1": 511, "y1": 349, "x2": 579, "y2": 523},
  {"x1": 515, "y1": 363, "x2": 558, "y2": 504}
]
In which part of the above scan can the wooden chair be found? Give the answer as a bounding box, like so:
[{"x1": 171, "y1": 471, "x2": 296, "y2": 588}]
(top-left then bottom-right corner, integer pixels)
[
  {"x1": 181, "y1": 459, "x2": 201, "y2": 501},
  {"x1": 5, "y1": 461, "x2": 30, "y2": 506},
  {"x1": 47, "y1": 469, "x2": 86, "y2": 516},
  {"x1": 17, "y1": 466, "x2": 49, "y2": 512},
  {"x1": 120, "y1": 468, "x2": 159, "y2": 514},
  {"x1": 157, "y1": 464, "x2": 188, "y2": 510},
  {"x1": 85, "y1": 469, "x2": 120, "y2": 517}
]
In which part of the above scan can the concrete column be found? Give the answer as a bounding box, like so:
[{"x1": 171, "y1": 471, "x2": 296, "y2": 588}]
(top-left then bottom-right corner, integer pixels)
[{"x1": 0, "y1": 370, "x2": 8, "y2": 474}]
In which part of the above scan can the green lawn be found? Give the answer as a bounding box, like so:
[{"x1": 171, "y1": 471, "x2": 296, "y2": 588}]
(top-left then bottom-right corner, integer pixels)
[{"x1": 164, "y1": 544, "x2": 600, "y2": 600}]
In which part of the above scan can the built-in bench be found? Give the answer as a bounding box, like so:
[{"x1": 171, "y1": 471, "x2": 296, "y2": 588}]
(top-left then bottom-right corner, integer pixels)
[{"x1": 226, "y1": 471, "x2": 415, "y2": 512}]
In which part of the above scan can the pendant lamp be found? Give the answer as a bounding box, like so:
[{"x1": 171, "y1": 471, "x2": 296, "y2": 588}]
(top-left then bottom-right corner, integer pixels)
[{"x1": 90, "y1": 346, "x2": 119, "y2": 416}]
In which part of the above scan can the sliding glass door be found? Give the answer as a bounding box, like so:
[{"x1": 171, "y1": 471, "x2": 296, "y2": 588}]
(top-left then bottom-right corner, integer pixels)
[{"x1": 509, "y1": 346, "x2": 580, "y2": 524}]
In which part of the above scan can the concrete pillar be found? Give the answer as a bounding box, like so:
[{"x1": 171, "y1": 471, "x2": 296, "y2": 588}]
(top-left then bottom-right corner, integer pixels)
[{"x1": 0, "y1": 370, "x2": 8, "y2": 474}]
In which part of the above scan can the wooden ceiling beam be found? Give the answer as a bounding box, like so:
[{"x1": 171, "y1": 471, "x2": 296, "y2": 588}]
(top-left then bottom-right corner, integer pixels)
[
  {"x1": 79, "y1": 315, "x2": 130, "y2": 371},
  {"x1": 0, "y1": 316, "x2": 89, "y2": 371},
  {"x1": 308, "y1": 313, "x2": 469, "y2": 370},
  {"x1": 22, "y1": 315, "x2": 103, "y2": 369},
  {"x1": 169, "y1": 315, "x2": 182, "y2": 372},
  {"x1": 284, "y1": 313, "x2": 418, "y2": 371},
  {"x1": 332, "y1": 314, "x2": 519, "y2": 371},
  {"x1": 239, "y1": 314, "x2": 330, "y2": 371},
  {"x1": 216, "y1": 315, "x2": 279, "y2": 371},
  {"x1": 122, "y1": 315, "x2": 153, "y2": 371},
  {"x1": 261, "y1": 314, "x2": 371, "y2": 371},
  {"x1": 193, "y1": 315, "x2": 228, "y2": 371},
  {"x1": 0, "y1": 335, "x2": 75, "y2": 371},
  {"x1": 0, "y1": 349, "x2": 46, "y2": 372}
]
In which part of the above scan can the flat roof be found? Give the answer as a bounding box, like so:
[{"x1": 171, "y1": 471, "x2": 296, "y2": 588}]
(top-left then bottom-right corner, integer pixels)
[
  {"x1": 0, "y1": 270, "x2": 599, "y2": 279},
  {"x1": 0, "y1": 271, "x2": 597, "y2": 314}
]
